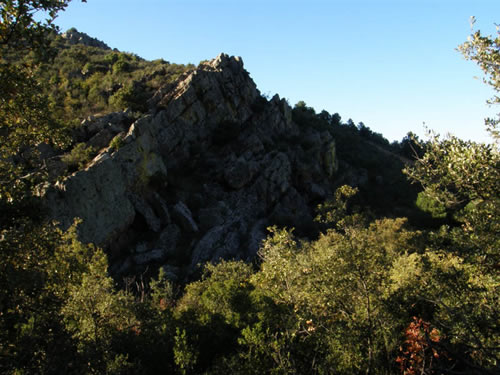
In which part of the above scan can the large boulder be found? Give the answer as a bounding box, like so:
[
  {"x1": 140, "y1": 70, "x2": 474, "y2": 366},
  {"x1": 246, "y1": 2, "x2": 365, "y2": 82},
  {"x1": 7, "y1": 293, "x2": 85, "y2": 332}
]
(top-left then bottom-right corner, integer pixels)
[
  {"x1": 188, "y1": 223, "x2": 242, "y2": 275},
  {"x1": 45, "y1": 153, "x2": 135, "y2": 244}
]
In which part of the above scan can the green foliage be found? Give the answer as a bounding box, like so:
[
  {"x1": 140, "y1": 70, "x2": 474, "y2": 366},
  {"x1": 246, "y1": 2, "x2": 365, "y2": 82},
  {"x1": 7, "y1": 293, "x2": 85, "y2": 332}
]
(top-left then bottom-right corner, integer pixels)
[
  {"x1": 174, "y1": 261, "x2": 255, "y2": 372},
  {"x1": 401, "y1": 132, "x2": 500, "y2": 371},
  {"x1": 396, "y1": 21, "x2": 500, "y2": 373},
  {"x1": 0, "y1": 220, "x2": 139, "y2": 374},
  {"x1": 390, "y1": 249, "x2": 499, "y2": 370},
  {"x1": 60, "y1": 240, "x2": 137, "y2": 373},
  {"x1": 36, "y1": 42, "x2": 194, "y2": 124},
  {"x1": 108, "y1": 82, "x2": 149, "y2": 112},
  {"x1": 149, "y1": 267, "x2": 175, "y2": 310},
  {"x1": 112, "y1": 58, "x2": 130, "y2": 74},
  {"x1": 458, "y1": 18, "x2": 500, "y2": 141},
  {"x1": 109, "y1": 134, "x2": 124, "y2": 151},
  {"x1": 61, "y1": 142, "x2": 95, "y2": 171},
  {"x1": 174, "y1": 328, "x2": 198, "y2": 375},
  {"x1": 0, "y1": 0, "x2": 81, "y2": 60},
  {"x1": 108, "y1": 84, "x2": 134, "y2": 110},
  {"x1": 393, "y1": 131, "x2": 426, "y2": 160},
  {"x1": 415, "y1": 191, "x2": 447, "y2": 219},
  {"x1": 234, "y1": 321, "x2": 295, "y2": 375},
  {"x1": 177, "y1": 261, "x2": 254, "y2": 326},
  {"x1": 292, "y1": 101, "x2": 332, "y2": 133},
  {"x1": 0, "y1": 64, "x2": 62, "y2": 203},
  {"x1": 315, "y1": 185, "x2": 358, "y2": 227},
  {"x1": 254, "y1": 218, "x2": 418, "y2": 374},
  {"x1": 405, "y1": 135, "x2": 499, "y2": 212},
  {"x1": 0, "y1": 0, "x2": 82, "y2": 210},
  {"x1": 0, "y1": 222, "x2": 68, "y2": 373},
  {"x1": 405, "y1": 125, "x2": 500, "y2": 271},
  {"x1": 251, "y1": 208, "x2": 498, "y2": 373}
]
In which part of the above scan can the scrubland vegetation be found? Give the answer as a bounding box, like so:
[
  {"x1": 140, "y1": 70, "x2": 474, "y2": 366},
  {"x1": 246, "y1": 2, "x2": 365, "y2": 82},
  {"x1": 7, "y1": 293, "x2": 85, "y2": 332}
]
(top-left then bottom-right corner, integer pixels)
[{"x1": 0, "y1": 1, "x2": 498, "y2": 374}]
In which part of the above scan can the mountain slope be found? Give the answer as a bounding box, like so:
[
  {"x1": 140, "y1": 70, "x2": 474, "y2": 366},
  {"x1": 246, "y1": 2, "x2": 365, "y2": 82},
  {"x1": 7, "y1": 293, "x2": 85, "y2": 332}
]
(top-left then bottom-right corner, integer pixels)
[
  {"x1": 39, "y1": 32, "x2": 424, "y2": 281},
  {"x1": 44, "y1": 53, "x2": 340, "y2": 280}
]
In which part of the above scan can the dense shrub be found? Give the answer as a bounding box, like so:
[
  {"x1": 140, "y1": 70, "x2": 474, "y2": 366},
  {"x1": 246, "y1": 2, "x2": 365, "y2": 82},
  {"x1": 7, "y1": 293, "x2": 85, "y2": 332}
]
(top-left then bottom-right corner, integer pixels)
[{"x1": 61, "y1": 142, "x2": 95, "y2": 171}]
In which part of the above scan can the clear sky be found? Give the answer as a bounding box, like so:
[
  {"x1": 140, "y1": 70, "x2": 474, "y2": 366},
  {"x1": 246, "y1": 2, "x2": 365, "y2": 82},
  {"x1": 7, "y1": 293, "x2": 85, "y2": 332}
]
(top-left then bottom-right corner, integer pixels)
[{"x1": 53, "y1": 0, "x2": 499, "y2": 143}]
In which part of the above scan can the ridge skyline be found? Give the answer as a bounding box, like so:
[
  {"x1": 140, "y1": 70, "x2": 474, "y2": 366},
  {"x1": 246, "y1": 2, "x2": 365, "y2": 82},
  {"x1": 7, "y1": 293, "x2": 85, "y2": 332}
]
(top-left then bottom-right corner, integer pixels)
[{"x1": 52, "y1": 0, "x2": 499, "y2": 144}]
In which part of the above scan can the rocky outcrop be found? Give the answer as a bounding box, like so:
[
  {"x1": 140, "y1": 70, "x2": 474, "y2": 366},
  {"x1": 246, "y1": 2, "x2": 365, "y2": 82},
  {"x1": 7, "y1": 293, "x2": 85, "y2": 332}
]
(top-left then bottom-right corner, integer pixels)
[
  {"x1": 62, "y1": 28, "x2": 111, "y2": 50},
  {"x1": 76, "y1": 110, "x2": 134, "y2": 147},
  {"x1": 45, "y1": 53, "x2": 339, "y2": 280},
  {"x1": 46, "y1": 154, "x2": 135, "y2": 245}
]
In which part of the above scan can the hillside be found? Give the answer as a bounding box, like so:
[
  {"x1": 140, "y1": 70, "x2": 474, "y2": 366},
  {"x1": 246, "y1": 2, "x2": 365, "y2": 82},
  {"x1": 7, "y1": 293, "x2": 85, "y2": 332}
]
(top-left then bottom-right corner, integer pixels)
[
  {"x1": 36, "y1": 28, "x2": 195, "y2": 126},
  {"x1": 2, "y1": 20, "x2": 497, "y2": 375},
  {"x1": 36, "y1": 31, "x2": 427, "y2": 283}
]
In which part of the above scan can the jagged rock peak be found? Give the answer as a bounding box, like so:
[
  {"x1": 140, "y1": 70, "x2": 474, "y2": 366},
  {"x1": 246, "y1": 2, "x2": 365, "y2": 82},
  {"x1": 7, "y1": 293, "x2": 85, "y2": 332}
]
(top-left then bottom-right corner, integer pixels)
[
  {"x1": 62, "y1": 28, "x2": 111, "y2": 50},
  {"x1": 155, "y1": 52, "x2": 258, "y2": 122},
  {"x1": 200, "y1": 53, "x2": 244, "y2": 72}
]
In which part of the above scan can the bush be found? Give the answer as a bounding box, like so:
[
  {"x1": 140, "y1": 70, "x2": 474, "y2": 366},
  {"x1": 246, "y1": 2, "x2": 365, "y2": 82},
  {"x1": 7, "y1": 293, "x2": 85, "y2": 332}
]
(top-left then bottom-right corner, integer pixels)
[
  {"x1": 112, "y1": 59, "x2": 130, "y2": 74},
  {"x1": 61, "y1": 143, "x2": 95, "y2": 171},
  {"x1": 109, "y1": 134, "x2": 124, "y2": 151}
]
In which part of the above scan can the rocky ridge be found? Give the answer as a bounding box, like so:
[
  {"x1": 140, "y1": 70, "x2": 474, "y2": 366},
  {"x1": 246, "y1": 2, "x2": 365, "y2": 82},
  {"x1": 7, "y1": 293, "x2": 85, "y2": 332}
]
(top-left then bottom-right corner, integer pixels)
[{"x1": 45, "y1": 53, "x2": 339, "y2": 281}]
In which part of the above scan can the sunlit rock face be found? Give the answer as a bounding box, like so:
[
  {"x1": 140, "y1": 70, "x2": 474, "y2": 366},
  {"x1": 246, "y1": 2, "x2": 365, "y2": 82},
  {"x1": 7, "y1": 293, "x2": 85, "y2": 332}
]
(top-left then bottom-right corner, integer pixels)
[{"x1": 45, "y1": 53, "x2": 338, "y2": 281}]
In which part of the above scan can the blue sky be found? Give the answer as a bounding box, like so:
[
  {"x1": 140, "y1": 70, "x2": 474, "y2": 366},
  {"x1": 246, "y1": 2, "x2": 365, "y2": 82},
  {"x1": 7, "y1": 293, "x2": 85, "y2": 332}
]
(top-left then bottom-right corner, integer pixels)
[{"x1": 53, "y1": 0, "x2": 499, "y2": 143}]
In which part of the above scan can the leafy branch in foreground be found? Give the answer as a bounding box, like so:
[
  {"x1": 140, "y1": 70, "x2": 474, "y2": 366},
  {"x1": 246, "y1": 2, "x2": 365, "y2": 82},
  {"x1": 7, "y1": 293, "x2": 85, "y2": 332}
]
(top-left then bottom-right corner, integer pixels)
[
  {"x1": 0, "y1": 0, "x2": 82, "y2": 59},
  {"x1": 0, "y1": 0, "x2": 86, "y2": 211},
  {"x1": 458, "y1": 17, "x2": 500, "y2": 141}
]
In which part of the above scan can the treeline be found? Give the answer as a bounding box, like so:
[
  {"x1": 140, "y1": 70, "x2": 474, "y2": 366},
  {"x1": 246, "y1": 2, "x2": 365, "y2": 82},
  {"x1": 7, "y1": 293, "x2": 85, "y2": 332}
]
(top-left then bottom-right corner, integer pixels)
[
  {"x1": 292, "y1": 102, "x2": 429, "y2": 223},
  {"x1": 292, "y1": 100, "x2": 425, "y2": 161},
  {"x1": 0, "y1": 1, "x2": 498, "y2": 374}
]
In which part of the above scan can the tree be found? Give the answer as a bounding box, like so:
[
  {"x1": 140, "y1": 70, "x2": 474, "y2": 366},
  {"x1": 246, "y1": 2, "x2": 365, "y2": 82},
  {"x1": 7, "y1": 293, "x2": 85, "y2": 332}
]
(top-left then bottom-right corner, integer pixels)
[
  {"x1": 458, "y1": 17, "x2": 500, "y2": 141},
  {"x1": 58, "y1": 227, "x2": 137, "y2": 373},
  {"x1": 405, "y1": 22, "x2": 500, "y2": 269},
  {"x1": 0, "y1": 1, "x2": 81, "y2": 53},
  {"x1": 174, "y1": 261, "x2": 256, "y2": 373},
  {"x1": 0, "y1": 222, "x2": 75, "y2": 373},
  {"x1": 389, "y1": 247, "x2": 499, "y2": 373},
  {"x1": 252, "y1": 188, "x2": 420, "y2": 374},
  {"x1": 0, "y1": 2, "x2": 140, "y2": 373},
  {"x1": 0, "y1": 220, "x2": 139, "y2": 373},
  {"x1": 331, "y1": 112, "x2": 342, "y2": 126},
  {"x1": 396, "y1": 132, "x2": 426, "y2": 160},
  {"x1": 248, "y1": 215, "x2": 421, "y2": 374},
  {"x1": 0, "y1": 0, "x2": 86, "y2": 210},
  {"x1": 400, "y1": 21, "x2": 500, "y2": 373}
]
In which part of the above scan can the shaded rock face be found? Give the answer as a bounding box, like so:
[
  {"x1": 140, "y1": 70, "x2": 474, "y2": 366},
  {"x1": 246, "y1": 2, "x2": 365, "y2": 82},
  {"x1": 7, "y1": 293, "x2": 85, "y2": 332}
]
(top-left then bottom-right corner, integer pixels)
[{"x1": 45, "y1": 53, "x2": 338, "y2": 280}]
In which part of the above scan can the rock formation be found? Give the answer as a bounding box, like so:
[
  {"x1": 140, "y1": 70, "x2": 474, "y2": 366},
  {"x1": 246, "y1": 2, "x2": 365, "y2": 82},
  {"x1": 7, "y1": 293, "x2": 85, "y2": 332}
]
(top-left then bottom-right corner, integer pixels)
[
  {"x1": 62, "y1": 28, "x2": 111, "y2": 50},
  {"x1": 45, "y1": 53, "x2": 339, "y2": 281}
]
